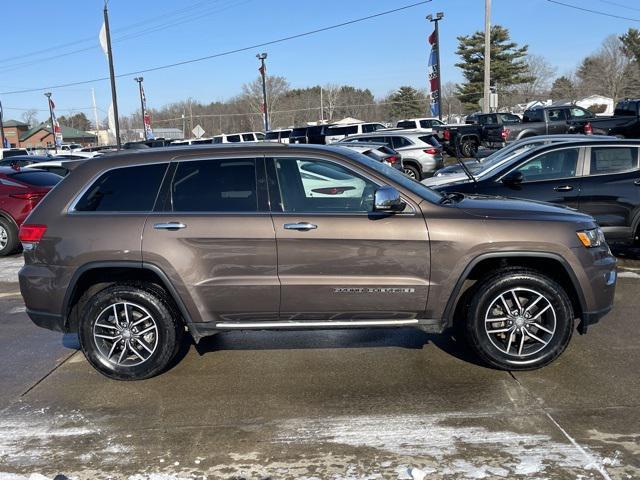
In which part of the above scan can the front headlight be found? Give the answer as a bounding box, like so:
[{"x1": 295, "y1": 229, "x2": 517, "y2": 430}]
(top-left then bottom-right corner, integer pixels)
[{"x1": 576, "y1": 228, "x2": 606, "y2": 248}]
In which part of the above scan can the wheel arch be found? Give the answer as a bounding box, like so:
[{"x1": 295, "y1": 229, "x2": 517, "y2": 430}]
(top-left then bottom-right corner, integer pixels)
[
  {"x1": 63, "y1": 261, "x2": 196, "y2": 336},
  {"x1": 443, "y1": 252, "x2": 587, "y2": 331},
  {"x1": 0, "y1": 209, "x2": 18, "y2": 230}
]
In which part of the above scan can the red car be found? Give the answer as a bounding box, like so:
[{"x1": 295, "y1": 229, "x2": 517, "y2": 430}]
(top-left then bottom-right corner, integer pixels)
[{"x1": 0, "y1": 167, "x2": 62, "y2": 256}]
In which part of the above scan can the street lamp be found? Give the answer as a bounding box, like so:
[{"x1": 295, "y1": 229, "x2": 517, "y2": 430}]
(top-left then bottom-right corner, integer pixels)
[
  {"x1": 134, "y1": 77, "x2": 147, "y2": 141},
  {"x1": 256, "y1": 52, "x2": 269, "y2": 132}
]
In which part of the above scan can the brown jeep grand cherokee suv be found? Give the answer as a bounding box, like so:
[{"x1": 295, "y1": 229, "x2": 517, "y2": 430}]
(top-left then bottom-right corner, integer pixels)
[{"x1": 19, "y1": 144, "x2": 616, "y2": 380}]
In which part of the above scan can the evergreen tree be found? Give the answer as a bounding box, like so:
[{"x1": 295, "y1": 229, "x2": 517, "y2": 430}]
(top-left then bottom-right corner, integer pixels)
[
  {"x1": 549, "y1": 76, "x2": 576, "y2": 100},
  {"x1": 620, "y1": 28, "x2": 640, "y2": 64},
  {"x1": 455, "y1": 25, "x2": 533, "y2": 110},
  {"x1": 388, "y1": 86, "x2": 425, "y2": 119}
]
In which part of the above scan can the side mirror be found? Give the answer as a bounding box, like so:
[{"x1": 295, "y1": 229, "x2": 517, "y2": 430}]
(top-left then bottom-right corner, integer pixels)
[
  {"x1": 374, "y1": 186, "x2": 406, "y2": 212},
  {"x1": 502, "y1": 170, "x2": 523, "y2": 185}
]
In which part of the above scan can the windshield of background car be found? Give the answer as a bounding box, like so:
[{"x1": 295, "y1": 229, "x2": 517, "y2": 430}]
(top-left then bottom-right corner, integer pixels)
[
  {"x1": 338, "y1": 149, "x2": 443, "y2": 203},
  {"x1": 614, "y1": 101, "x2": 638, "y2": 116}
]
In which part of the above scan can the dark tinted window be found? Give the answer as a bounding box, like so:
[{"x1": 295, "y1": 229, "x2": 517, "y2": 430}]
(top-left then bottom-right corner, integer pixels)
[
  {"x1": 265, "y1": 132, "x2": 279, "y2": 140},
  {"x1": 391, "y1": 136, "x2": 413, "y2": 149},
  {"x1": 227, "y1": 135, "x2": 241, "y2": 143},
  {"x1": 419, "y1": 135, "x2": 440, "y2": 147},
  {"x1": 291, "y1": 128, "x2": 307, "y2": 137},
  {"x1": 590, "y1": 147, "x2": 638, "y2": 174},
  {"x1": 327, "y1": 125, "x2": 358, "y2": 136},
  {"x1": 614, "y1": 101, "x2": 638, "y2": 117},
  {"x1": 74, "y1": 163, "x2": 167, "y2": 212},
  {"x1": 9, "y1": 171, "x2": 62, "y2": 187},
  {"x1": 213, "y1": 137, "x2": 223, "y2": 144},
  {"x1": 191, "y1": 138, "x2": 213, "y2": 145},
  {"x1": 547, "y1": 109, "x2": 567, "y2": 122},
  {"x1": 397, "y1": 121, "x2": 416, "y2": 129},
  {"x1": 515, "y1": 148, "x2": 579, "y2": 181},
  {"x1": 480, "y1": 115, "x2": 497, "y2": 125},
  {"x1": 498, "y1": 113, "x2": 521, "y2": 124},
  {"x1": 2, "y1": 150, "x2": 28, "y2": 158},
  {"x1": 419, "y1": 119, "x2": 441, "y2": 128},
  {"x1": 523, "y1": 109, "x2": 544, "y2": 123},
  {"x1": 362, "y1": 123, "x2": 383, "y2": 133},
  {"x1": 242, "y1": 133, "x2": 254, "y2": 141},
  {"x1": 171, "y1": 159, "x2": 257, "y2": 212},
  {"x1": 280, "y1": 130, "x2": 291, "y2": 138}
]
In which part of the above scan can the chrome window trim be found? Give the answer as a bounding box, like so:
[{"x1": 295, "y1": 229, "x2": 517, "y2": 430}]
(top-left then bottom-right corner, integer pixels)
[{"x1": 495, "y1": 145, "x2": 586, "y2": 184}]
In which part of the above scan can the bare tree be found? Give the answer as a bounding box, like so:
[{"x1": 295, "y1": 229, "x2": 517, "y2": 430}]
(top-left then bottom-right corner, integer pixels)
[
  {"x1": 321, "y1": 83, "x2": 341, "y2": 122},
  {"x1": 441, "y1": 82, "x2": 464, "y2": 120},
  {"x1": 522, "y1": 54, "x2": 556, "y2": 97},
  {"x1": 21, "y1": 109, "x2": 39, "y2": 127},
  {"x1": 240, "y1": 75, "x2": 290, "y2": 130}
]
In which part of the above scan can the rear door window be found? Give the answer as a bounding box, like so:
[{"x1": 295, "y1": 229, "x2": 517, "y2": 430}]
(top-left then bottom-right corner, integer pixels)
[
  {"x1": 523, "y1": 109, "x2": 544, "y2": 123},
  {"x1": 242, "y1": 133, "x2": 255, "y2": 141},
  {"x1": 590, "y1": 147, "x2": 638, "y2": 175},
  {"x1": 547, "y1": 109, "x2": 567, "y2": 122},
  {"x1": 514, "y1": 148, "x2": 580, "y2": 182},
  {"x1": 227, "y1": 135, "x2": 241, "y2": 143},
  {"x1": 391, "y1": 136, "x2": 413, "y2": 149},
  {"x1": 74, "y1": 163, "x2": 168, "y2": 212},
  {"x1": 170, "y1": 159, "x2": 258, "y2": 212}
]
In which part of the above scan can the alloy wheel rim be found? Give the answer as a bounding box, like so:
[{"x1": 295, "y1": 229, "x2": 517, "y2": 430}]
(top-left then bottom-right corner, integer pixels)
[
  {"x1": 404, "y1": 168, "x2": 416, "y2": 179},
  {"x1": 484, "y1": 287, "x2": 556, "y2": 358},
  {"x1": 93, "y1": 302, "x2": 158, "y2": 367},
  {"x1": 0, "y1": 226, "x2": 7, "y2": 250}
]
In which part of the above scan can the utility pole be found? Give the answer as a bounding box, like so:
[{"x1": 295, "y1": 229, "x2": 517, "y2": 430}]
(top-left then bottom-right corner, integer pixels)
[
  {"x1": 0, "y1": 100, "x2": 6, "y2": 149},
  {"x1": 256, "y1": 52, "x2": 269, "y2": 132},
  {"x1": 483, "y1": 0, "x2": 491, "y2": 113},
  {"x1": 103, "y1": 2, "x2": 121, "y2": 148},
  {"x1": 44, "y1": 92, "x2": 57, "y2": 154},
  {"x1": 427, "y1": 12, "x2": 444, "y2": 120},
  {"x1": 181, "y1": 111, "x2": 186, "y2": 138},
  {"x1": 91, "y1": 88, "x2": 101, "y2": 146},
  {"x1": 320, "y1": 86, "x2": 324, "y2": 124},
  {"x1": 134, "y1": 77, "x2": 147, "y2": 141}
]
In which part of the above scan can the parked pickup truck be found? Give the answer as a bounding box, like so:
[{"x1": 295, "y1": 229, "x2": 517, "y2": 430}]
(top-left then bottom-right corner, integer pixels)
[
  {"x1": 568, "y1": 99, "x2": 640, "y2": 138},
  {"x1": 433, "y1": 112, "x2": 521, "y2": 157},
  {"x1": 495, "y1": 105, "x2": 595, "y2": 146}
]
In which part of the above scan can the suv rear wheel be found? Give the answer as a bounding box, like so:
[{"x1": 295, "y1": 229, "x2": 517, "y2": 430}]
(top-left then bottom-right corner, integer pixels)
[
  {"x1": 465, "y1": 269, "x2": 573, "y2": 370},
  {"x1": 0, "y1": 218, "x2": 19, "y2": 257},
  {"x1": 79, "y1": 283, "x2": 183, "y2": 380},
  {"x1": 403, "y1": 164, "x2": 421, "y2": 180}
]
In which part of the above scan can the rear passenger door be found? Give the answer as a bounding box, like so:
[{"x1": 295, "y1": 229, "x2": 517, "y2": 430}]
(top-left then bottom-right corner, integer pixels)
[
  {"x1": 546, "y1": 108, "x2": 568, "y2": 134},
  {"x1": 142, "y1": 156, "x2": 279, "y2": 324},
  {"x1": 578, "y1": 146, "x2": 640, "y2": 242}
]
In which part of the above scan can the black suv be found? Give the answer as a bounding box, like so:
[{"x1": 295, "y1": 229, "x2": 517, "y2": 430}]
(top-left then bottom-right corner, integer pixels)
[{"x1": 428, "y1": 139, "x2": 640, "y2": 245}]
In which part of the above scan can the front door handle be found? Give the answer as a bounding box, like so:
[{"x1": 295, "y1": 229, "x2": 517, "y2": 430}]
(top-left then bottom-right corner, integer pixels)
[
  {"x1": 553, "y1": 185, "x2": 573, "y2": 192},
  {"x1": 284, "y1": 222, "x2": 317, "y2": 231},
  {"x1": 154, "y1": 222, "x2": 187, "y2": 231},
  {"x1": 634, "y1": 179, "x2": 640, "y2": 186}
]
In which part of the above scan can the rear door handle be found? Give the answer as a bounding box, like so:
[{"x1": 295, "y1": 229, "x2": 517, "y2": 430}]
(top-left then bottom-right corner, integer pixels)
[
  {"x1": 154, "y1": 222, "x2": 187, "y2": 230},
  {"x1": 284, "y1": 222, "x2": 317, "y2": 231},
  {"x1": 553, "y1": 185, "x2": 573, "y2": 192}
]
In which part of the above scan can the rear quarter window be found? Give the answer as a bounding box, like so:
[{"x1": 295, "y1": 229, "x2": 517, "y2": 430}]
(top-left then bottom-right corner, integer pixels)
[
  {"x1": 590, "y1": 147, "x2": 639, "y2": 174},
  {"x1": 74, "y1": 163, "x2": 168, "y2": 212}
]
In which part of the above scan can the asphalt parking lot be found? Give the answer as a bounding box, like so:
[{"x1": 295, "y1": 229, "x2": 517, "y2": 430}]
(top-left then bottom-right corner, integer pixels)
[{"x1": 0, "y1": 251, "x2": 639, "y2": 480}]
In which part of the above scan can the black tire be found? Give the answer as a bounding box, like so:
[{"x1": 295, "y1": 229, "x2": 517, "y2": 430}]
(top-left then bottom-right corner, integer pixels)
[
  {"x1": 0, "y1": 218, "x2": 19, "y2": 257},
  {"x1": 460, "y1": 139, "x2": 478, "y2": 158},
  {"x1": 465, "y1": 268, "x2": 574, "y2": 370},
  {"x1": 79, "y1": 283, "x2": 183, "y2": 380},
  {"x1": 403, "y1": 164, "x2": 421, "y2": 180}
]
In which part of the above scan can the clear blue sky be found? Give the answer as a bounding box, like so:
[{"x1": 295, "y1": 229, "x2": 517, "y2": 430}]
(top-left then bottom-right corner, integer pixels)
[{"x1": 0, "y1": 0, "x2": 637, "y2": 123}]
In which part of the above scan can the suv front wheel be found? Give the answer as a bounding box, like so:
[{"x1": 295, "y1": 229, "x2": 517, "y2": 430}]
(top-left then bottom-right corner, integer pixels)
[
  {"x1": 79, "y1": 283, "x2": 183, "y2": 380},
  {"x1": 465, "y1": 269, "x2": 574, "y2": 370}
]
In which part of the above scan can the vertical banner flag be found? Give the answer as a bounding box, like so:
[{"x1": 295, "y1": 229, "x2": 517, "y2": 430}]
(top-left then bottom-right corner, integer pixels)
[
  {"x1": 428, "y1": 29, "x2": 440, "y2": 118},
  {"x1": 141, "y1": 84, "x2": 155, "y2": 140},
  {"x1": 258, "y1": 63, "x2": 266, "y2": 113},
  {"x1": 49, "y1": 97, "x2": 63, "y2": 147}
]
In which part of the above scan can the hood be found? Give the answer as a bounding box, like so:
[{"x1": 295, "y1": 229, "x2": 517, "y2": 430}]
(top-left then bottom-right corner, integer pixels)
[
  {"x1": 422, "y1": 172, "x2": 470, "y2": 187},
  {"x1": 454, "y1": 194, "x2": 595, "y2": 224}
]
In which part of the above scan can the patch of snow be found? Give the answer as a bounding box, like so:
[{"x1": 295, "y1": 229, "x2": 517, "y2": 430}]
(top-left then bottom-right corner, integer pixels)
[
  {"x1": 618, "y1": 271, "x2": 640, "y2": 279},
  {"x1": 0, "y1": 256, "x2": 23, "y2": 283}
]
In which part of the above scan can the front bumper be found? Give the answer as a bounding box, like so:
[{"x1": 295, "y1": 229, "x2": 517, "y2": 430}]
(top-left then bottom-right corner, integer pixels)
[{"x1": 26, "y1": 309, "x2": 66, "y2": 332}]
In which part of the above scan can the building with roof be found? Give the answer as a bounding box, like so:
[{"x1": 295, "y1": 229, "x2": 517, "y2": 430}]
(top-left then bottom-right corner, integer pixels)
[
  {"x1": 19, "y1": 122, "x2": 97, "y2": 148},
  {"x1": 1, "y1": 119, "x2": 30, "y2": 148}
]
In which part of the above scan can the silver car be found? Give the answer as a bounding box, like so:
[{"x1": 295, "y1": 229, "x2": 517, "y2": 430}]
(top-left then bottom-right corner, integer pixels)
[{"x1": 338, "y1": 131, "x2": 443, "y2": 180}]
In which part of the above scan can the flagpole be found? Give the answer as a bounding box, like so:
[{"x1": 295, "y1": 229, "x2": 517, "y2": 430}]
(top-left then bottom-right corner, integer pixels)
[
  {"x1": 44, "y1": 92, "x2": 57, "y2": 154},
  {"x1": 91, "y1": 88, "x2": 101, "y2": 146},
  {"x1": 134, "y1": 77, "x2": 147, "y2": 141},
  {"x1": 0, "y1": 100, "x2": 6, "y2": 149},
  {"x1": 256, "y1": 52, "x2": 269, "y2": 132},
  {"x1": 103, "y1": 2, "x2": 121, "y2": 149}
]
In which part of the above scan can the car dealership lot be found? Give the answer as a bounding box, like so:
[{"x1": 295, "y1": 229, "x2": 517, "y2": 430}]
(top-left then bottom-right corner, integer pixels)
[{"x1": 0, "y1": 253, "x2": 638, "y2": 479}]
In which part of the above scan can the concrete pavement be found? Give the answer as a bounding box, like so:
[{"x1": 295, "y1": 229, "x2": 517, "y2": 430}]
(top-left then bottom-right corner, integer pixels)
[{"x1": 0, "y1": 253, "x2": 638, "y2": 479}]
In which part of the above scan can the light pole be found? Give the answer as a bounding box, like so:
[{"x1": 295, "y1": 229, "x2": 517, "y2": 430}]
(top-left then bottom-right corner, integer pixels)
[
  {"x1": 44, "y1": 92, "x2": 57, "y2": 154},
  {"x1": 134, "y1": 77, "x2": 147, "y2": 141},
  {"x1": 427, "y1": 12, "x2": 444, "y2": 121},
  {"x1": 483, "y1": 0, "x2": 492, "y2": 113},
  {"x1": 256, "y1": 52, "x2": 269, "y2": 132}
]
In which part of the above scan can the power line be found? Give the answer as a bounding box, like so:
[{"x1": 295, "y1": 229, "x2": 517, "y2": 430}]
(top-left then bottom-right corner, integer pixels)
[
  {"x1": 597, "y1": 0, "x2": 640, "y2": 13},
  {"x1": 546, "y1": 0, "x2": 640, "y2": 22},
  {"x1": 0, "y1": 1, "x2": 431, "y2": 96}
]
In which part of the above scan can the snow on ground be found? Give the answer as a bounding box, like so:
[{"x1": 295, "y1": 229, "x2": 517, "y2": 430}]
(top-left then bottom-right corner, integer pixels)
[{"x1": 0, "y1": 256, "x2": 23, "y2": 283}]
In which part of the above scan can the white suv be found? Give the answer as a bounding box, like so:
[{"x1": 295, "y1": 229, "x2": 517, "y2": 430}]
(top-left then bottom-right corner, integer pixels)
[
  {"x1": 396, "y1": 118, "x2": 444, "y2": 131},
  {"x1": 339, "y1": 131, "x2": 444, "y2": 180},
  {"x1": 325, "y1": 123, "x2": 386, "y2": 143}
]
